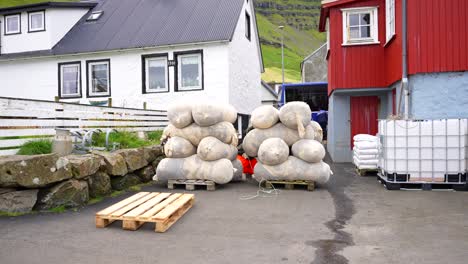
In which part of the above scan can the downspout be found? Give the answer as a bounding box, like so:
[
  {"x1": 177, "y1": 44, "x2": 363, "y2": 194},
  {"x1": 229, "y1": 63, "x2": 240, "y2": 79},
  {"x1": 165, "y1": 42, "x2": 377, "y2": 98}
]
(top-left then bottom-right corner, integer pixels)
[{"x1": 402, "y1": 0, "x2": 409, "y2": 119}]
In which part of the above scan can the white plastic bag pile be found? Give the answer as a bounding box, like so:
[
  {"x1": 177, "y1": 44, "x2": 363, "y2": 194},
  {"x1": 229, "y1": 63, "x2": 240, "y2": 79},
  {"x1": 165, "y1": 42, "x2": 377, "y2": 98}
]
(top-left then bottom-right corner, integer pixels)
[
  {"x1": 154, "y1": 101, "x2": 242, "y2": 184},
  {"x1": 242, "y1": 103, "x2": 332, "y2": 184},
  {"x1": 353, "y1": 134, "x2": 380, "y2": 170}
]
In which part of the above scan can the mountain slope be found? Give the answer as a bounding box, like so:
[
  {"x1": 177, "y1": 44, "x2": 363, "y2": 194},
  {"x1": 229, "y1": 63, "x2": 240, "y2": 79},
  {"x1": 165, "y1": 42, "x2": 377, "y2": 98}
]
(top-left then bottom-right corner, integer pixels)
[
  {"x1": 255, "y1": 0, "x2": 325, "y2": 82},
  {"x1": 0, "y1": 0, "x2": 75, "y2": 8}
]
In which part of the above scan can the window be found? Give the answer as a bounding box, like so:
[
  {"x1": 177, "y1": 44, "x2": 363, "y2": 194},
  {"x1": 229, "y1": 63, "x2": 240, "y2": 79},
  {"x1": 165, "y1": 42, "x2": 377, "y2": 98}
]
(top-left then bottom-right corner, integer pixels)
[
  {"x1": 176, "y1": 51, "x2": 203, "y2": 91},
  {"x1": 386, "y1": 0, "x2": 395, "y2": 43},
  {"x1": 58, "y1": 62, "x2": 81, "y2": 98},
  {"x1": 4, "y1": 14, "x2": 21, "y2": 35},
  {"x1": 245, "y1": 12, "x2": 251, "y2": 41},
  {"x1": 342, "y1": 7, "x2": 378, "y2": 45},
  {"x1": 28, "y1": 11, "x2": 45, "y2": 32},
  {"x1": 142, "y1": 54, "x2": 169, "y2": 93},
  {"x1": 87, "y1": 11, "x2": 103, "y2": 21},
  {"x1": 87, "y1": 59, "x2": 111, "y2": 97},
  {"x1": 326, "y1": 18, "x2": 330, "y2": 51}
]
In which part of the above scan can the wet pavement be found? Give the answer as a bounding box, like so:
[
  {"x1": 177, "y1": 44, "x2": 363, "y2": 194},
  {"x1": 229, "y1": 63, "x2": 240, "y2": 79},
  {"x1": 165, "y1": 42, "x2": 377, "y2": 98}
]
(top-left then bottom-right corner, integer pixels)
[{"x1": 0, "y1": 160, "x2": 467, "y2": 264}]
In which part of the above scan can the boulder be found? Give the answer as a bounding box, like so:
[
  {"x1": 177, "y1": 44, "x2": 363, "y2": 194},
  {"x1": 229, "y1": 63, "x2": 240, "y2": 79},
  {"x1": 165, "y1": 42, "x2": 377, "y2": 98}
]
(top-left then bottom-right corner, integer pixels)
[
  {"x1": 87, "y1": 172, "x2": 112, "y2": 198},
  {"x1": 111, "y1": 174, "x2": 142, "y2": 191},
  {"x1": 136, "y1": 166, "x2": 155, "y2": 182},
  {"x1": 143, "y1": 145, "x2": 164, "y2": 163},
  {"x1": 152, "y1": 155, "x2": 165, "y2": 169},
  {"x1": 114, "y1": 148, "x2": 148, "y2": 172},
  {"x1": 0, "y1": 154, "x2": 72, "y2": 188},
  {"x1": 92, "y1": 151, "x2": 128, "y2": 176},
  {"x1": 0, "y1": 188, "x2": 16, "y2": 195},
  {"x1": 35, "y1": 180, "x2": 89, "y2": 210},
  {"x1": 0, "y1": 189, "x2": 38, "y2": 213},
  {"x1": 67, "y1": 154, "x2": 102, "y2": 179}
]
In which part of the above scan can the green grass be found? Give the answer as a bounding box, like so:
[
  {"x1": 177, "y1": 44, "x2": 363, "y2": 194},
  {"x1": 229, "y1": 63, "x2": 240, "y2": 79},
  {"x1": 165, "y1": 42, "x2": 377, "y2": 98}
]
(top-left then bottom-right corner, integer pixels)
[
  {"x1": 92, "y1": 131, "x2": 160, "y2": 150},
  {"x1": 88, "y1": 196, "x2": 105, "y2": 205},
  {"x1": 17, "y1": 139, "x2": 52, "y2": 155},
  {"x1": 0, "y1": 211, "x2": 29, "y2": 217},
  {"x1": 147, "y1": 131, "x2": 163, "y2": 142},
  {"x1": 48, "y1": 205, "x2": 67, "y2": 213},
  {"x1": 0, "y1": 0, "x2": 76, "y2": 8}
]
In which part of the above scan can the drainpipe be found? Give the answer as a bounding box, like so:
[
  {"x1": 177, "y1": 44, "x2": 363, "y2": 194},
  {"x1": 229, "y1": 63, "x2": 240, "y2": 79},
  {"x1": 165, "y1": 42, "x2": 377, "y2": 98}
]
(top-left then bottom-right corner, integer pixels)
[{"x1": 402, "y1": 0, "x2": 409, "y2": 119}]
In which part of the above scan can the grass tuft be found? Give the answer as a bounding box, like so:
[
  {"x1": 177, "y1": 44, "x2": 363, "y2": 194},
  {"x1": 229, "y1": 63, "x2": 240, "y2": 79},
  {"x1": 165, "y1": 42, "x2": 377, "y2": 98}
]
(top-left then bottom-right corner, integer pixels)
[
  {"x1": 48, "y1": 205, "x2": 67, "y2": 213},
  {"x1": 17, "y1": 139, "x2": 53, "y2": 155},
  {"x1": 92, "y1": 131, "x2": 160, "y2": 150},
  {"x1": 0, "y1": 211, "x2": 28, "y2": 217}
]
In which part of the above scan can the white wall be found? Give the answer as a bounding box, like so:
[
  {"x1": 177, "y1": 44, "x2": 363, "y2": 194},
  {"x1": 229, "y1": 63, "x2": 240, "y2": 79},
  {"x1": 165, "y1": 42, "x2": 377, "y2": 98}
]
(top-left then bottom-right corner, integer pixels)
[
  {"x1": 0, "y1": 8, "x2": 88, "y2": 54},
  {"x1": 228, "y1": 0, "x2": 263, "y2": 114},
  {"x1": 0, "y1": 43, "x2": 231, "y2": 111}
]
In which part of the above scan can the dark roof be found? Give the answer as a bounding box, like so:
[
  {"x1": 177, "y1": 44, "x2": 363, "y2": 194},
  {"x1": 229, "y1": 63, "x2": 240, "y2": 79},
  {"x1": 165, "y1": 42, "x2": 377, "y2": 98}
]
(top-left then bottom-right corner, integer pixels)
[
  {"x1": 0, "y1": 0, "x2": 246, "y2": 59},
  {"x1": 0, "y1": 1, "x2": 97, "y2": 15},
  {"x1": 261, "y1": 80, "x2": 278, "y2": 97}
]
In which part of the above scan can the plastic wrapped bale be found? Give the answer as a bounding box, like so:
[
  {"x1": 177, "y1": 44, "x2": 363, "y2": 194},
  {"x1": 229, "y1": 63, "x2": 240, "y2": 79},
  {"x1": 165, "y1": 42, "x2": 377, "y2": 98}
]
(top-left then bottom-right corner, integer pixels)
[
  {"x1": 154, "y1": 155, "x2": 233, "y2": 184},
  {"x1": 164, "y1": 136, "x2": 196, "y2": 158},
  {"x1": 257, "y1": 138, "x2": 289, "y2": 166},
  {"x1": 291, "y1": 139, "x2": 326, "y2": 163},
  {"x1": 250, "y1": 105, "x2": 280, "y2": 129},
  {"x1": 253, "y1": 156, "x2": 332, "y2": 184},
  {"x1": 242, "y1": 123, "x2": 315, "y2": 157},
  {"x1": 310, "y1": 121, "x2": 323, "y2": 142},
  {"x1": 167, "y1": 102, "x2": 193, "y2": 129},
  {"x1": 231, "y1": 159, "x2": 244, "y2": 182},
  {"x1": 197, "y1": 136, "x2": 238, "y2": 161},
  {"x1": 162, "y1": 122, "x2": 238, "y2": 147},
  {"x1": 191, "y1": 102, "x2": 237, "y2": 127},
  {"x1": 279, "y1": 102, "x2": 312, "y2": 137}
]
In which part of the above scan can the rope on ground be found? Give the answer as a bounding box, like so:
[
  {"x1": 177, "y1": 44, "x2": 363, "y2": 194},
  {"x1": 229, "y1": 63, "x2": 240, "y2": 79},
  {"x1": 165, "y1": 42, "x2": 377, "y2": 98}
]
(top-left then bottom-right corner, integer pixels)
[{"x1": 239, "y1": 177, "x2": 281, "y2": 200}]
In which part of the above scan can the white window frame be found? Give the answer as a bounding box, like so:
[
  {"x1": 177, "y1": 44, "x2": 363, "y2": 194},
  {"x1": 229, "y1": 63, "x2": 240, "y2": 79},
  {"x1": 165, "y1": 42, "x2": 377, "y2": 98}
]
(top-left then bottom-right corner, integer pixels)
[
  {"x1": 59, "y1": 62, "x2": 81, "y2": 98},
  {"x1": 4, "y1": 14, "x2": 21, "y2": 35},
  {"x1": 28, "y1": 10, "x2": 45, "y2": 32},
  {"x1": 144, "y1": 56, "x2": 169, "y2": 93},
  {"x1": 385, "y1": 0, "x2": 396, "y2": 43},
  {"x1": 87, "y1": 11, "x2": 103, "y2": 21},
  {"x1": 326, "y1": 18, "x2": 330, "y2": 51},
  {"x1": 245, "y1": 11, "x2": 251, "y2": 41},
  {"x1": 176, "y1": 52, "x2": 203, "y2": 91},
  {"x1": 87, "y1": 60, "x2": 111, "y2": 97},
  {"x1": 341, "y1": 7, "x2": 379, "y2": 46}
]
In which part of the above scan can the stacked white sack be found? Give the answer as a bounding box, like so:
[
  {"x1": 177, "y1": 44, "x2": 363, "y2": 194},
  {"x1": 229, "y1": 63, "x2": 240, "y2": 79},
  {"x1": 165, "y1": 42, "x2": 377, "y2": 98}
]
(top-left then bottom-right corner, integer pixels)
[
  {"x1": 353, "y1": 134, "x2": 380, "y2": 170},
  {"x1": 243, "y1": 103, "x2": 332, "y2": 184},
  {"x1": 154, "y1": 102, "x2": 241, "y2": 184}
]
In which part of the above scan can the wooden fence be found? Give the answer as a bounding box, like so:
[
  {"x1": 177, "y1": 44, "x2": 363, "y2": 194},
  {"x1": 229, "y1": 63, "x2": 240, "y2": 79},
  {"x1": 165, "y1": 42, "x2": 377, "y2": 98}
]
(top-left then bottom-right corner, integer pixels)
[{"x1": 0, "y1": 97, "x2": 168, "y2": 155}]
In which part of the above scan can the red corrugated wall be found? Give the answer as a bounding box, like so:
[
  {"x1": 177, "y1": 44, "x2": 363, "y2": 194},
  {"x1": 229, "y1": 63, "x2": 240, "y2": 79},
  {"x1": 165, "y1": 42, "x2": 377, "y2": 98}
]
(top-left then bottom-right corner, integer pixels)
[{"x1": 407, "y1": 0, "x2": 468, "y2": 74}]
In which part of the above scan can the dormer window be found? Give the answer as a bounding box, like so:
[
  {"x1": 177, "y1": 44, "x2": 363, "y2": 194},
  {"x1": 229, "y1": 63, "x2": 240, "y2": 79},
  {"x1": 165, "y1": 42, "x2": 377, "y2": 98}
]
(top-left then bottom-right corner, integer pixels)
[
  {"x1": 87, "y1": 11, "x2": 103, "y2": 21},
  {"x1": 341, "y1": 7, "x2": 379, "y2": 46},
  {"x1": 4, "y1": 14, "x2": 21, "y2": 35},
  {"x1": 28, "y1": 11, "x2": 45, "y2": 32}
]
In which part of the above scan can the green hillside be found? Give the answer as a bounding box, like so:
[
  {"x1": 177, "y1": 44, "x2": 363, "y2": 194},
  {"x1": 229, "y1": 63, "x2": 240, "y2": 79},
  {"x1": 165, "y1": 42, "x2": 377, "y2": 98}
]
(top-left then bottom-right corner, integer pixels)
[
  {"x1": 255, "y1": 0, "x2": 326, "y2": 82},
  {"x1": 0, "y1": 0, "x2": 75, "y2": 8}
]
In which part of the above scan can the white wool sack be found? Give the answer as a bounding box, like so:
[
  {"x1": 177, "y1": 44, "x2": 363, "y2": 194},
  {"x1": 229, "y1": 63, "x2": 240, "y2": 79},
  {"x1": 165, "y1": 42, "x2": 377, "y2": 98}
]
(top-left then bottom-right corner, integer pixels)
[
  {"x1": 353, "y1": 147, "x2": 379, "y2": 155},
  {"x1": 354, "y1": 141, "x2": 379, "y2": 150},
  {"x1": 292, "y1": 139, "x2": 326, "y2": 163},
  {"x1": 253, "y1": 156, "x2": 332, "y2": 184},
  {"x1": 353, "y1": 153, "x2": 379, "y2": 160},
  {"x1": 251, "y1": 105, "x2": 280, "y2": 129},
  {"x1": 353, "y1": 157, "x2": 379, "y2": 166},
  {"x1": 279, "y1": 102, "x2": 312, "y2": 138},
  {"x1": 353, "y1": 134, "x2": 379, "y2": 142},
  {"x1": 192, "y1": 102, "x2": 237, "y2": 127},
  {"x1": 242, "y1": 123, "x2": 315, "y2": 157},
  {"x1": 197, "y1": 136, "x2": 238, "y2": 161},
  {"x1": 167, "y1": 102, "x2": 193, "y2": 129},
  {"x1": 154, "y1": 155, "x2": 233, "y2": 184},
  {"x1": 257, "y1": 138, "x2": 289, "y2": 166},
  {"x1": 310, "y1": 121, "x2": 323, "y2": 143},
  {"x1": 162, "y1": 122, "x2": 238, "y2": 147},
  {"x1": 164, "y1": 136, "x2": 196, "y2": 158},
  {"x1": 231, "y1": 159, "x2": 244, "y2": 182}
]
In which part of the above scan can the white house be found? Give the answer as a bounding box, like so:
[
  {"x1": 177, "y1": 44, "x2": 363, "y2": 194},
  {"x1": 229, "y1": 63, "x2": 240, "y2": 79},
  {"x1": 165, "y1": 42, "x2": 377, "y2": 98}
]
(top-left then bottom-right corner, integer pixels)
[{"x1": 0, "y1": 0, "x2": 265, "y2": 114}]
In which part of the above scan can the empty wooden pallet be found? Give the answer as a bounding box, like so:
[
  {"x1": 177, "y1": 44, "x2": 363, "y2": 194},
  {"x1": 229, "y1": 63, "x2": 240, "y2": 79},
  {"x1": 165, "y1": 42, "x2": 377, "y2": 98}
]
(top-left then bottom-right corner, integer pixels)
[
  {"x1": 96, "y1": 192, "x2": 194, "y2": 232},
  {"x1": 168, "y1": 179, "x2": 216, "y2": 191}
]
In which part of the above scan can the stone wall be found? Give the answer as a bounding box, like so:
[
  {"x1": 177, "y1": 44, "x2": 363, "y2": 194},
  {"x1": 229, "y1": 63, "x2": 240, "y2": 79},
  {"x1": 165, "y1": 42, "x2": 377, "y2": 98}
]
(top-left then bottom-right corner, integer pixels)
[{"x1": 0, "y1": 145, "x2": 164, "y2": 213}]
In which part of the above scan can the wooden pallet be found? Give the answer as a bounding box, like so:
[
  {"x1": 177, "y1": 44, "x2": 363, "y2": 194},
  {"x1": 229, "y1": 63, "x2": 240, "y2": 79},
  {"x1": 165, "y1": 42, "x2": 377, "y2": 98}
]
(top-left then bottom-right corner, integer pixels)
[
  {"x1": 96, "y1": 192, "x2": 194, "y2": 232},
  {"x1": 378, "y1": 174, "x2": 468, "y2": 191},
  {"x1": 356, "y1": 168, "x2": 379, "y2": 176},
  {"x1": 168, "y1": 179, "x2": 216, "y2": 191},
  {"x1": 263, "y1": 180, "x2": 315, "y2": 191}
]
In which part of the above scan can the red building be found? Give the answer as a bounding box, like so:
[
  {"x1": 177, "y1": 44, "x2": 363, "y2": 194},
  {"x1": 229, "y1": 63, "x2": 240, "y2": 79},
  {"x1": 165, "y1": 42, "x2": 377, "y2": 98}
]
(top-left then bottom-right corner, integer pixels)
[{"x1": 319, "y1": 0, "x2": 468, "y2": 162}]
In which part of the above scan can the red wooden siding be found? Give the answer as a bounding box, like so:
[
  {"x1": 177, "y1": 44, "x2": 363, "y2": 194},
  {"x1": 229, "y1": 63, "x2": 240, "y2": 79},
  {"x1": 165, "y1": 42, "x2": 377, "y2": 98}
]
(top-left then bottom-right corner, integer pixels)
[
  {"x1": 350, "y1": 96, "x2": 380, "y2": 148},
  {"x1": 327, "y1": 0, "x2": 388, "y2": 95},
  {"x1": 325, "y1": 0, "x2": 468, "y2": 95},
  {"x1": 407, "y1": 0, "x2": 468, "y2": 75}
]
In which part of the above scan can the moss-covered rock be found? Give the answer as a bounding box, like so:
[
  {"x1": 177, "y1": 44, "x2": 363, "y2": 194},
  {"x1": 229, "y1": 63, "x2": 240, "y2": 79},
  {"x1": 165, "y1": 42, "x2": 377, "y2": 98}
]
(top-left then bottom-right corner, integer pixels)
[
  {"x1": 35, "y1": 179, "x2": 89, "y2": 210},
  {"x1": 110, "y1": 174, "x2": 142, "y2": 191},
  {"x1": 92, "y1": 151, "x2": 128, "y2": 176},
  {"x1": 0, "y1": 189, "x2": 38, "y2": 213},
  {"x1": 87, "y1": 172, "x2": 112, "y2": 198},
  {"x1": 115, "y1": 148, "x2": 148, "y2": 172},
  {"x1": 67, "y1": 154, "x2": 102, "y2": 179},
  {"x1": 135, "y1": 166, "x2": 155, "y2": 182}
]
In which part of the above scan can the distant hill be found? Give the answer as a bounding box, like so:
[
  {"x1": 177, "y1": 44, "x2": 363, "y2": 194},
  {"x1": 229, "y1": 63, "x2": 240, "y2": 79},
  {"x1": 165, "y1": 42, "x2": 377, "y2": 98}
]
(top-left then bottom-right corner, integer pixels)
[
  {"x1": 255, "y1": 0, "x2": 326, "y2": 82},
  {"x1": 0, "y1": 0, "x2": 75, "y2": 8}
]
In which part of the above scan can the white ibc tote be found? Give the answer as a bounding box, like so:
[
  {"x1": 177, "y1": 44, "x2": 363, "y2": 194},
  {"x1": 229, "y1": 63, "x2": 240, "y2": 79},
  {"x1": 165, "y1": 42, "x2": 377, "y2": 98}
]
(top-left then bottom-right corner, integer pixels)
[{"x1": 379, "y1": 119, "x2": 467, "y2": 182}]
